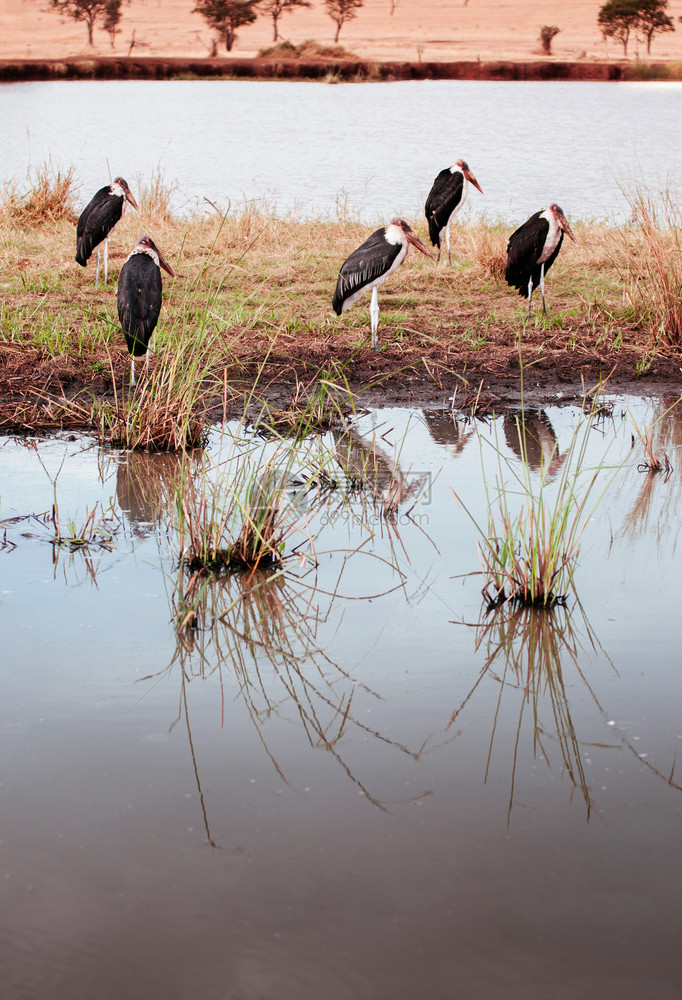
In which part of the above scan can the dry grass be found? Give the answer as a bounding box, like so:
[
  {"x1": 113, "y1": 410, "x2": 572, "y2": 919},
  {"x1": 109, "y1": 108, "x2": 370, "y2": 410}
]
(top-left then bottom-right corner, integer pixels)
[
  {"x1": 616, "y1": 189, "x2": 682, "y2": 345},
  {"x1": 1, "y1": 162, "x2": 78, "y2": 225},
  {"x1": 0, "y1": 163, "x2": 677, "y2": 445}
]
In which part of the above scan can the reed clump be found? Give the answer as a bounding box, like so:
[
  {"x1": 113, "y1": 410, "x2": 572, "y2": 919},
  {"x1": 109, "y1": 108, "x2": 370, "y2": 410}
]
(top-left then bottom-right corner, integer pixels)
[
  {"x1": 175, "y1": 442, "x2": 321, "y2": 577},
  {"x1": 617, "y1": 189, "x2": 682, "y2": 345},
  {"x1": 95, "y1": 339, "x2": 216, "y2": 451},
  {"x1": 1, "y1": 163, "x2": 78, "y2": 225},
  {"x1": 455, "y1": 402, "x2": 616, "y2": 609}
]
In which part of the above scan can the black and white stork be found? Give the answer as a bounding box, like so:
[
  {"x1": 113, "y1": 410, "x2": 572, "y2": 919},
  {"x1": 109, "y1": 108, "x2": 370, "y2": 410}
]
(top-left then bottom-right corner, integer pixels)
[
  {"x1": 76, "y1": 177, "x2": 139, "y2": 285},
  {"x1": 332, "y1": 218, "x2": 433, "y2": 351},
  {"x1": 117, "y1": 235, "x2": 174, "y2": 387},
  {"x1": 424, "y1": 159, "x2": 483, "y2": 263},
  {"x1": 505, "y1": 204, "x2": 577, "y2": 318}
]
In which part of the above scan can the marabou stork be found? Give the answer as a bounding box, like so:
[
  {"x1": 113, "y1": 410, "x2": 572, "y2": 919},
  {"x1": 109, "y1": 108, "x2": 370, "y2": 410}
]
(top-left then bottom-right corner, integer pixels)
[
  {"x1": 424, "y1": 159, "x2": 483, "y2": 263},
  {"x1": 505, "y1": 204, "x2": 577, "y2": 318},
  {"x1": 117, "y1": 235, "x2": 175, "y2": 387},
  {"x1": 332, "y1": 218, "x2": 433, "y2": 351},
  {"x1": 76, "y1": 177, "x2": 139, "y2": 285}
]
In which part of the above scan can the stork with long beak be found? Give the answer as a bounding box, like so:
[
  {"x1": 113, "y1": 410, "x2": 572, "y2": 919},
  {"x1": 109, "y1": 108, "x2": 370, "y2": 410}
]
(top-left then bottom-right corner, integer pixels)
[
  {"x1": 117, "y1": 235, "x2": 175, "y2": 387},
  {"x1": 332, "y1": 218, "x2": 433, "y2": 351},
  {"x1": 76, "y1": 177, "x2": 139, "y2": 286},
  {"x1": 425, "y1": 159, "x2": 483, "y2": 263},
  {"x1": 505, "y1": 204, "x2": 578, "y2": 318}
]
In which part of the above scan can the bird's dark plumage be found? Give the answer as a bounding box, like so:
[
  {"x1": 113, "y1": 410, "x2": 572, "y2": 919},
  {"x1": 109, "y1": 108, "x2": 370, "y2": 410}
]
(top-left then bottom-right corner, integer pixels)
[
  {"x1": 76, "y1": 177, "x2": 138, "y2": 268},
  {"x1": 425, "y1": 168, "x2": 465, "y2": 249},
  {"x1": 505, "y1": 212, "x2": 563, "y2": 296},
  {"x1": 117, "y1": 235, "x2": 174, "y2": 385},
  {"x1": 504, "y1": 204, "x2": 576, "y2": 317},
  {"x1": 118, "y1": 253, "x2": 163, "y2": 356},
  {"x1": 332, "y1": 227, "x2": 403, "y2": 315}
]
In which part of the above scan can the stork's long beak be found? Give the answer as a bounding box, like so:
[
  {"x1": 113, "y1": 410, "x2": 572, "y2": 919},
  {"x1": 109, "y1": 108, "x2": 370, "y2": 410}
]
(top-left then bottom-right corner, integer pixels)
[
  {"x1": 159, "y1": 251, "x2": 175, "y2": 278},
  {"x1": 559, "y1": 214, "x2": 578, "y2": 245},
  {"x1": 126, "y1": 190, "x2": 140, "y2": 212},
  {"x1": 465, "y1": 168, "x2": 483, "y2": 195},
  {"x1": 406, "y1": 228, "x2": 435, "y2": 260}
]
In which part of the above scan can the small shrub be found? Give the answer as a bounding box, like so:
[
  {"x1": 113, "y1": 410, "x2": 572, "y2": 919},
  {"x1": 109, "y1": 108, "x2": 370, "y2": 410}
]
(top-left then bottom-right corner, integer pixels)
[{"x1": 539, "y1": 25, "x2": 560, "y2": 55}]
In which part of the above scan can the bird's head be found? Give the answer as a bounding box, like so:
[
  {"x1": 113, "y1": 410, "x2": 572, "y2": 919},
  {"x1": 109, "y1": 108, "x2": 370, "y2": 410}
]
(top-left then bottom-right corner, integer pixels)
[
  {"x1": 454, "y1": 159, "x2": 483, "y2": 194},
  {"x1": 549, "y1": 204, "x2": 577, "y2": 245},
  {"x1": 134, "y1": 235, "x2": 175, "y2": 276},
  {"x1": 389, "y1": 218, "x2": 434, "y2": 260},
  {"x1": 113, "y1": 177, "x2": 139, "y2": 212}
]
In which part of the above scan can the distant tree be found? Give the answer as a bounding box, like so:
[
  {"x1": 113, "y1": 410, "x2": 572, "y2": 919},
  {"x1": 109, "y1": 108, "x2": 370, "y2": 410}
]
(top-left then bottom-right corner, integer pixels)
[
  {"x1": 539, "y1": 25, "x2": 560, "y2": 55},
  {"x1": 259, "y1": 0, "x2": 311, "y2": 42},
  {"x1": 49, "y1": 0, "x2": 115, "y2": 45},
  {"x1": 101, "y1": 0, "x2": 128, "y2": 48},
  {"x1": 193, "y1": 0, "x2": 260, "y2": 51},
  {"x1": 326, "y1": 0, "x2": 363, "y2": 42},
  {"x1": 598, "y1": 0, "x2": 642, "y2": 54},
  {"x1": 636, "y1": 0, "x2": 674, "y2": 53}
]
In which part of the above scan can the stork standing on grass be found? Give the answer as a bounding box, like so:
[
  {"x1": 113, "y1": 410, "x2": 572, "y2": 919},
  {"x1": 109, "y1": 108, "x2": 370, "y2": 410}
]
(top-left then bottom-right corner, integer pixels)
[
  {"x1": 425, "y1": 159, "x2": 483, "y2": 263},
  {"x1": 505, "y1": 204, "x2": 577, "y2": 318},
  {"x1": 76, "y1": 177, "x2": 139, "y2": 285},
  {"x1": 332, "y1": 218, "x2": 433, "y2": 351},
  {"x1": 117, "y1": 235, "x2": 175, "y2": 387}
]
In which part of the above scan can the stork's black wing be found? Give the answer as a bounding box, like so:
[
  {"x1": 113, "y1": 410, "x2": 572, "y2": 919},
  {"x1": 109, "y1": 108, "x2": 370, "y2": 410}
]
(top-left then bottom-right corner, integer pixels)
[
  {"x1": 76, "y1": 187, "x2": 124, "y2": 266},
  {"x1": 424, "y1": 169, "x2": 464, "y2": 248},
  {"x1": 117, "y1": 255, "x2": 162, "y2": 356},
  {"x1": 332, "y1": 227, "x2": 402, "y2": 315},
  {"x1": 505, "y1": 213, "x2": 550, "y2": 296}
]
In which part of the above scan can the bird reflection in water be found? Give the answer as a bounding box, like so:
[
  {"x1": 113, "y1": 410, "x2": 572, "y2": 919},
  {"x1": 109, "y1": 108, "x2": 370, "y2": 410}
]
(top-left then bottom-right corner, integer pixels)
[
  {"x1": 421, "y1": 408, "x2": 476, "y2": 457},
  {"x1": 503, "y1": 408, "x2": 564, "y2": 475},
  {"x1": 114, "y1": 449, "x2": 201, "y2": 535}
]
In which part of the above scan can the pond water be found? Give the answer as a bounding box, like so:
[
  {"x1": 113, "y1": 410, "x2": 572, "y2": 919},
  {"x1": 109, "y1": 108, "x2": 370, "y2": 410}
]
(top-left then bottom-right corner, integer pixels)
[
  {"x1": 2, "y1": 397, "x2": 682, "y2": 999},
  {"x1": 2, "y1": 79, "x2": 682, "y2": 223}
]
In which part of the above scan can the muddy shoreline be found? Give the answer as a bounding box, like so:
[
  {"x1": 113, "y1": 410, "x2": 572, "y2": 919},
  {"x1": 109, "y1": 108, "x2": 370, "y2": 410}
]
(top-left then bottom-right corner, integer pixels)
[
  {"x1": 3, "y1": 337, "x2": 682, "y2": 438},
  {"x1": 0, "y1": 56, "x2": 675, "y2": 83}
]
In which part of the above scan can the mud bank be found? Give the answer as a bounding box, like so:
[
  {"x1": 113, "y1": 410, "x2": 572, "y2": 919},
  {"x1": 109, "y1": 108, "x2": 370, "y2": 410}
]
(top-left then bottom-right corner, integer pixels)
[{"x1": 1, "y1": 56, "x2": 677, "y2": 83}]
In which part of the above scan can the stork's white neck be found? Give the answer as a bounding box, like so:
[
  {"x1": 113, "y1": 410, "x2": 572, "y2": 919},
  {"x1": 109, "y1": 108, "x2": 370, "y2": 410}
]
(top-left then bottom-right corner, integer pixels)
[
  {"x1": 538, "y1": 207, "x2": 562, "y2": 263},
  {"x1": 449, "y1": 165, "x2": 464, "y2": 175},
  {"x1": 111, "y1": 181, "x2": 125, "y2": 198},
  {"x1": 127, "y1": 246, "x2": 160, "y2": 268},
  {"x1": 384, "y1": 223, "x2": 407, "y2": 246}
]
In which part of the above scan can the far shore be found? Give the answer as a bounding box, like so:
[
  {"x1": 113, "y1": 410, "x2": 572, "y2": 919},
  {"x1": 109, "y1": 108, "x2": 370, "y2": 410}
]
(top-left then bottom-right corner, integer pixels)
[{"x1": 2, "y1": 56, "x2": 681, "y2": 83}]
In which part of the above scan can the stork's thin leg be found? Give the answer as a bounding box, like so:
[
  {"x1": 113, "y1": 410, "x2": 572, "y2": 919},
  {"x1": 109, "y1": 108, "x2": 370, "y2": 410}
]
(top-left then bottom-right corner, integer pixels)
[
  {"x1": 145, "y1": 353, "x2": 150, "y2": 379},
  {"x1": 131, "y1": 357, "x2": 136, "y2": 388},
  {"x1": 104, "y1": 238, "x2": 109, "y2": 284},
  {"x1": 370, "y1": 286, "x2": 380, "y2": 352},
  {"x1": 446, "y1": 222, "x2": 451, "y2": 264},
  {"x1": 526, "y1": 276, "x2": 533, "y2": 319},
  {"x1": 540, "y1": 263, "x2": 546, "y2": 314},
  {"x1": 95, "y1": 247, "x2": 101, "y2": 288}
]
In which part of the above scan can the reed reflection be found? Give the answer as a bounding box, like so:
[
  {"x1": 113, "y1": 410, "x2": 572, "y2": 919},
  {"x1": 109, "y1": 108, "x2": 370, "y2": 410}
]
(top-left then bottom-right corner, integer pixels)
[
  {"x1": 623, "y1": 395, "x2": 682, "y2": 546},
  {"x1": 152, "y1": 564, "x2": 435, "y2": 843},
  {"x1": 449, "y1": 602, "x2": 610, "y2": 824}
]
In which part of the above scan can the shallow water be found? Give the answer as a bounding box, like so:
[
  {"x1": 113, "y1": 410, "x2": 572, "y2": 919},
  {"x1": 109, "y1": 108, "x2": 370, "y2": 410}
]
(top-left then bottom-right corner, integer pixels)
[
  {"x1": 2, "y1": 398, "x2": 682, "y2": 998},
  {"x1": 2, "y1": 79, "x2": 682, "y2": 223}
]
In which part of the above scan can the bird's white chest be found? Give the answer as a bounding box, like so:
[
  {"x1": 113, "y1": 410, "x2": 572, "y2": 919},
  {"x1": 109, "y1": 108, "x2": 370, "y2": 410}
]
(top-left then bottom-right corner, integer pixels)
[
  {"x1": 381, "y1": 227, "x2": 408, "y2": 283},
  {"x1": 538, "y1": 211, "x2": 562, "y2": 263}
]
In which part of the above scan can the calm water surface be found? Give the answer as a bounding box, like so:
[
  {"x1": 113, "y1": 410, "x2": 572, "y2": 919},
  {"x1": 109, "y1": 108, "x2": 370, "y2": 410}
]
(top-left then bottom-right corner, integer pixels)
[
  {"x1": 2, "y1": 79, "x2": 682, "y2": 222},
  {"x1": 2, "y1": 399, "x2": 682, "y2": 998}
]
